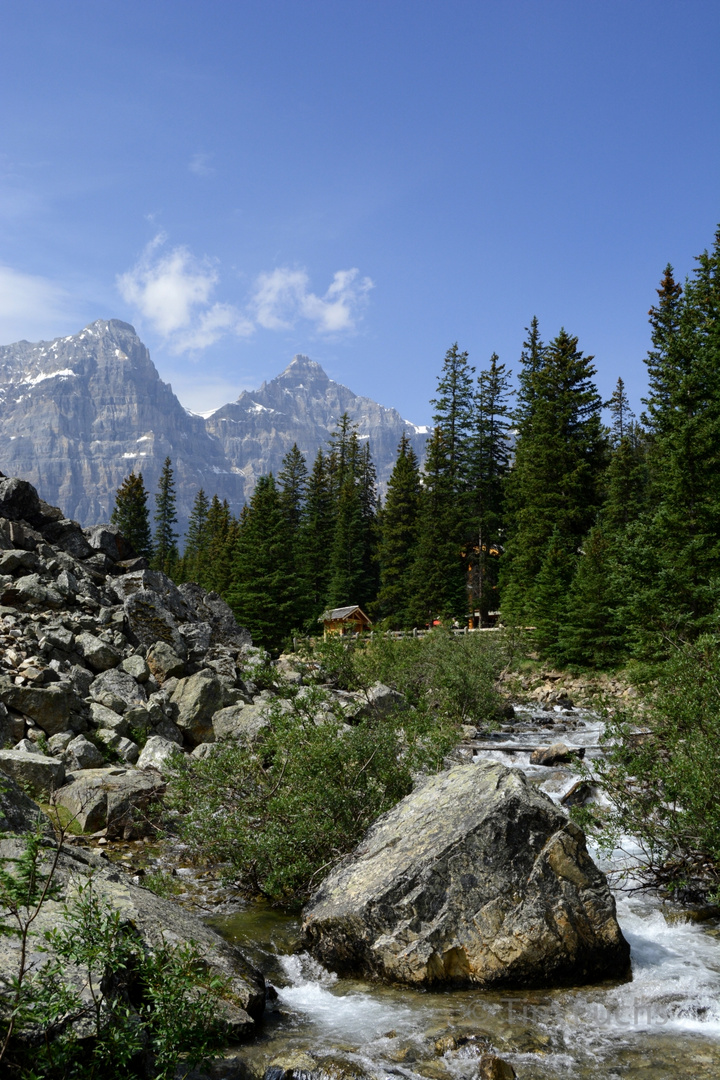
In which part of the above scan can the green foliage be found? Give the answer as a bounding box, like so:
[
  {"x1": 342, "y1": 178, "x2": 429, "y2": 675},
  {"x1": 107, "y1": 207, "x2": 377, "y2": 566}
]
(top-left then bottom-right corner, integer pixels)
[
  {"x1": 228, "y1": 474, "x2": 295, "y2": 654},
  {"x1": 152, "y1": 457, "x2": 179, "y2": 576},
  {"x1": 581, "y1": 636, "x2": 720, "y2": 901},
  {"x1": 0, "y1": 833, "x2": 229, "y2": 1079},
  {"x1": 169, "y1": 676, "x2": 460, "y2": 907},
  {"x1": 374, "y1": 434, "x2": 421, "y2": 626},
  {"x1": 111, "y1": 472, "x2": 152, "y2": 559},
  {"x1": 502, "y1": 325, "x2": 607, "y2": 634},
  {"x1": 310, "y1": 629, "x2": 505, "y2": 726}
]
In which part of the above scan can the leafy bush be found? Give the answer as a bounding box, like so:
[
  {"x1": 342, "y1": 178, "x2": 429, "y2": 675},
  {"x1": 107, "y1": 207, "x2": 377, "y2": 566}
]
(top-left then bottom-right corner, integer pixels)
[
  {"x1": 309, "y1": 628, "x2": 505, "y2": 726},
  {"x1": 0, "y1": 828, "x2": 229, "y2": 1078},
  {"x1": 168, "y1": 683, "x2": 457, "y2": 908},
  {"x1": 578, "y1": 635, "x2": 720, "y2": 901}
]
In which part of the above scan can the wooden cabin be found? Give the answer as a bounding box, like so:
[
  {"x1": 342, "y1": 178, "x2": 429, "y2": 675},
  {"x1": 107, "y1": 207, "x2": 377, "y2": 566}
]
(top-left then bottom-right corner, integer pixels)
[{"x1": 319, "y1": 604, "x2": 371, "y2": 637}]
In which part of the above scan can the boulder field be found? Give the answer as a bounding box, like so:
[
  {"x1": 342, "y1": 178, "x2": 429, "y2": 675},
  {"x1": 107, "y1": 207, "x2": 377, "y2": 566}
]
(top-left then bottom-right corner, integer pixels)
[{"x1": 302, "y1": 760, "x2": 630, "y2": 989}]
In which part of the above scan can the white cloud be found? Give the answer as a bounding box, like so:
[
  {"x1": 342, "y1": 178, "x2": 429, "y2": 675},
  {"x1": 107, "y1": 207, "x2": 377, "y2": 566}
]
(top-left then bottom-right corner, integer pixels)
[
  {"x1": 188, "y1": 152, "x2": 215, "y2": 177},
  {"x1": 252, "y1": 266, "x2": 374, "y2": 334},
  {"x1": 117, "y1": 235, "x2": 251, "y2": 353},
  {"x1": 118, "y1": 236, "x2": 373, "y2": 354},
  {"x1": 0, "y1": 265, "x2": 77, "y2": 345}
]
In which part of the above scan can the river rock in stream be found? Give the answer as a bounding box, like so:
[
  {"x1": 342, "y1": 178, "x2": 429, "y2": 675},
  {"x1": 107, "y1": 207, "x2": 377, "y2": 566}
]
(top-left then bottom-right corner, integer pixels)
[{"x1": 302, "y1": 760, "x2": 630, "y2": 989}]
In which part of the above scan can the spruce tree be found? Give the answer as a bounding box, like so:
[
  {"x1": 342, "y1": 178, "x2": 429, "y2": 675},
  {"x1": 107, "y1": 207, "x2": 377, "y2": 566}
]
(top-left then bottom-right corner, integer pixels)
[
  {"x1": 182, "y1": 488, "x2": 210, "y2": 583},
  {"x1": 467, "y1": 353, "x2": 513, "y2": 623},
  {"x1": 558, "y1": 522, "x2": 626, "y2": 668},
  {"x1": 204, "y1": 495, "x2": 235, "y2": 595},
  {"x1": 430, "y1": 342, "x2": 475, "y2": 494},
  {"x1": 626, "y1": 234, "x2": 720, "y2": 647},
  {"x1": 152, "y1": 457, "x2": 180, "y2": 576},
  {"x1": 501, "y1": 325, "x2": 607, "y2": 642},
  {"x1": 228, "y1": 475, "x2": 294, "y2": 652},
  {"x1": 375, "y1": 434, "x2": 421, "y2": 625},
  {"x1": 296, "y1": 449, "x2": 335, "y2": 627},
  {"x1": 278, "y1": 444, "x2": 308, "y2": 531},
  {"x1": 407, "y1": 428, "x2": 468, "y2": 626},
  {"x1": 111, "y1": 472, "x2": 152, "y2": 558}
]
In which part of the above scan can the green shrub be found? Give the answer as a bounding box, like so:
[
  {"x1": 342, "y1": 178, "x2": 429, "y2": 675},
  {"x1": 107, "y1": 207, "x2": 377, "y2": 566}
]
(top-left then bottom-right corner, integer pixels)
[
  {"x1": 579, "y1": 635, "x2": 720, "y2": 902},
  {"x1": 168, "y1": 684, "x2": 456, "y2": 908},
  {"x1": 309, "y1": 628, "x2": 505, "y2": 726},
  {"x1": 0, "y1": 830, "x2": 229, "y2": 1078}
]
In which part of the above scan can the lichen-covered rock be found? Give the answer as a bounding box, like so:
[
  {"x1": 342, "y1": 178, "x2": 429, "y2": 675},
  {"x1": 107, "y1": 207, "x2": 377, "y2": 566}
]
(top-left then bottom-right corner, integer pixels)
[
  {"x1": 124, "y1": 590, "x2": 187, "y2": 657},
  {"x1": 0, "y1": 748, "x2": 65, "y2": 799},
  {"x1": 302, "y1": 760, "x2": 630, "y2": 989},
  {"x1": 53, "y1": 767, "x2": 165, "y2": 837},
  {"x1": 120, "y1": 654, "x2": 150, "y2": 683},
  {"x1": 136, "y1": 735, "x2": 180, "y2": 774},
  {"x1": 0, "y1": 679, "x2": 76, "y2": 735},
  {"x1": 171, "y1": 670, "x2": 227, "y2": 746},
  {"x1": 146, "y1": 641, "x2": 185, "y2": 683},
  {"x1": 64, "y1": 734, "x2": 105, "y2": 771},
  {"x1": 90, "y1": 669, "x2": 147, "y2": 714},
  {"x1": 212, "y1": 702, "x2": 270, "y2": 743},
  {"x1": 75, "y1": 632, "x2": 121, "y2": 672}
]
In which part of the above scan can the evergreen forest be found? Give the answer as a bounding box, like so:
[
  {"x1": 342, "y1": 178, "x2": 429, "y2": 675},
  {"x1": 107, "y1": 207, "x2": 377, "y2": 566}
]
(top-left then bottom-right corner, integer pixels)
[{"x1": 113, "y1": 227, "x2": 720, "y2": 663}]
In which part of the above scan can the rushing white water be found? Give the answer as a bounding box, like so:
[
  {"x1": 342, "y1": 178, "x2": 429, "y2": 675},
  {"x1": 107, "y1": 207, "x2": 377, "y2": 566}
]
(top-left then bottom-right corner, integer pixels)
[{"x1": 214, "y1": 703, "x2": 720, "y2": 1078}]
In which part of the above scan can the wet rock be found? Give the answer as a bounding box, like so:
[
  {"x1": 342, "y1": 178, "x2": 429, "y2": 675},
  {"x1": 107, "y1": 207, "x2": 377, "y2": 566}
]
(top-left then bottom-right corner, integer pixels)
[
  {"x1": 0, "y1": 748, "x2": 65, "y2": 799},
  {"x1": 529, "y1": 743, "x2": 585, "y2": 766},
  {"x1": 136, "y1": 735, "x2": 181, "y2": 773},
  {"x1": 75, "y1": 632, "x2": 121, "y2": 672},
  {"x1": 0, "y1": 679, "x2": 76, "y2": 735},
  {"x1": 264, "y1": 1050, "x2": 318, "y2": 1080},
  {"x1": 147, "y1": 641, "x2": 186, "y2": 683},
  {"x1": 302, "y1": 760, "x2": 630, "y2": 989},
  {"x1": 478, "y1": 1056, "x2": 516, "y2": 1080},
  {"x1": 53, "y1": 767, "x2": 165, "y2": 837},
  {"x1": 64, "y1": 733, "x2": 105, "y2": 770},
  {"x1": 90, "y1": 669, "x2": 147, "y2": 714},
  {"x1": 171, "y1": 670, "x2": 227, "y2": 746}
]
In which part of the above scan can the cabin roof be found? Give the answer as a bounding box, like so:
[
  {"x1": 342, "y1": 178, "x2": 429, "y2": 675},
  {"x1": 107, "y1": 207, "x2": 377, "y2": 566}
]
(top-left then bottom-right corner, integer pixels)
[{"x1": 318, "y1": 604, "x2": 370, "y2": 624}]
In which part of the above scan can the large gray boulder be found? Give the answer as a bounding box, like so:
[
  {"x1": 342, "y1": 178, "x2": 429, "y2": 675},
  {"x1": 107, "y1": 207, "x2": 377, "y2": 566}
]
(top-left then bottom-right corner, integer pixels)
[
  {"x1": 123, "y1": 590, "x2": 187, "y2": 657},
  {"x1": 302, "y1": 761, "x2": 630, "y2": 989},
  {"x1": 0, "y1": 748, "x2": 65, "y2": 799},
  {"x1": 0, "y1": 679, "x2": 76, "y2": 736},
  {"x1": 90, "y1": 669, "x2": 147, "y2": 714},
  {"x1": 0, "y1": 775, "x2": 265, "y2": 1036},
  {"x1": 74, "y1": 632, "x2": 121, "y2": 672},
  {"x1": 212, "y1": 702, "x2": 270, "y2": 742},
  {"x1": 171, "y1": 670, "x2": 226, "y2": 746},
  {"x1": 53, "y1": 767, "x2": 164, "y2": 838}
]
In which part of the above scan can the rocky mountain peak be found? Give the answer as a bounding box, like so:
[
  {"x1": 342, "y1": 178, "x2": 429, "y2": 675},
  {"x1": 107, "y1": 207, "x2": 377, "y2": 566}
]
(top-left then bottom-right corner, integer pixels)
[{"x1": 0, "y1": 321, "x2": 426, "y2": 532}]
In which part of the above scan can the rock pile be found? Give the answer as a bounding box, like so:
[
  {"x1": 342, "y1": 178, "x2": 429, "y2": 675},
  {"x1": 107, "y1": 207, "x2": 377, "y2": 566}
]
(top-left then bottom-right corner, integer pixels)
[{"x1": 0, "y1": 474, "x2": 258, "y2": 835}]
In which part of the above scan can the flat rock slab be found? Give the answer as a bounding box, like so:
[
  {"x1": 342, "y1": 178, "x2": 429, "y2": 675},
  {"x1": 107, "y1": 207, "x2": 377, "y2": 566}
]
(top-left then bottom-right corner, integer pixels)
[
  {"x1": 53, "y1": 767, "x2": 165, "y2": 838},
  {"x1": 302, "y1": 760, "x2": 630, "y2": 989},
  {"x1": 0, "y1": 749, "x2": 65, "y2": 800}
]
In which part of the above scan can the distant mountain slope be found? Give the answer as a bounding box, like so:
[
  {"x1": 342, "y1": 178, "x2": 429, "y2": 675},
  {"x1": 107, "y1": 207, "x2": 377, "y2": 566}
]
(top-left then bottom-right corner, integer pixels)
[
  {"x1": 206, "y1": 354, "x2": 428, "y2": 494},
  {"x1": 0, "y1": 322, "x2": 427, "y2": 534}
]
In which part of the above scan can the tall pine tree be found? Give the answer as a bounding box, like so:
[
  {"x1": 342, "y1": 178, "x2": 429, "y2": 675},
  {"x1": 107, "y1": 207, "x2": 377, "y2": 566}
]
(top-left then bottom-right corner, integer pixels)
[
  {"x1": 152, "y1": 457, "x2": 179, "y2": 575},
  {"x1": 111, "y1": 472, "x2": 152, "y2": 558},
  {"x1": 375, "y1": 434, "x2": 421, "y2": 625}
]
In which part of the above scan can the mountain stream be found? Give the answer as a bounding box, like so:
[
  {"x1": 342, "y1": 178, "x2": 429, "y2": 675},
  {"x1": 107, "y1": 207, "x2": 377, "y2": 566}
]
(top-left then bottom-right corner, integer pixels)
[{"x1": 200, "y1": 705, "x2": 720, "y2": 1079}]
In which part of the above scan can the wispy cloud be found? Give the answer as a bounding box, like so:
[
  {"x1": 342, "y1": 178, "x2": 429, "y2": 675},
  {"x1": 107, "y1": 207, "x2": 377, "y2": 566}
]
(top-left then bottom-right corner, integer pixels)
[
  {"x1": 117, "y1": 235, "x2": 374, "y2": 354},
  {"x1": 116, "y1": 235, "x2": 252, "y2": 352},
  {"x1": 0, "y1": 265, "x2": 77, "y2": 345},
  {"x1": 251, "y1": 266, "x2": 373, "y2": 334},
  {"x1": 188, "y1": 152, "x2": 215, "y2": 177}
]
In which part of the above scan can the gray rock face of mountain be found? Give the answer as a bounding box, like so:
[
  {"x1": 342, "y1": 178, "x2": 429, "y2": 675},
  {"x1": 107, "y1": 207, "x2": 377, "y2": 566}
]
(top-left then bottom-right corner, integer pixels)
[
  {"x1": 206, "y1": 354, "x2": 428, "y2": 495},
  {"x1": 0, "y1": 320, "x2": 243, "y2": 534},
  {"x1": 0, "y1": 323, "x2": 427, "y2": 533}
]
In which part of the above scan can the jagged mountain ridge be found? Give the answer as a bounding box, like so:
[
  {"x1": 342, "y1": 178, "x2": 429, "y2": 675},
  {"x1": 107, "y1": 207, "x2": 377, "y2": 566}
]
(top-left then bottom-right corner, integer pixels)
[{"x1": 0, "y1": 320, "x2": 427, "y2": 534}]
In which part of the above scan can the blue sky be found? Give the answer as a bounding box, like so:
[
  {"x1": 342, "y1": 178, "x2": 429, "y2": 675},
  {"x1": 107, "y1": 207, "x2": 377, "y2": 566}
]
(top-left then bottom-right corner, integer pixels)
[{"x1": 1, "y1": 1, "x2": 718, "y2": 424}]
